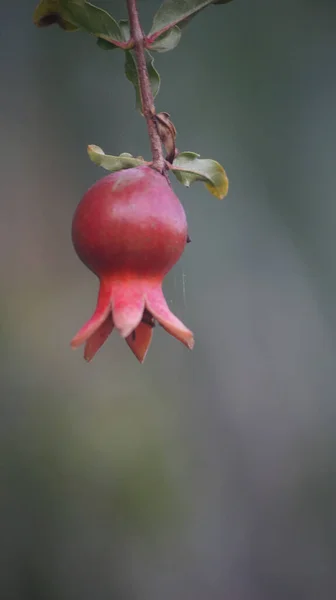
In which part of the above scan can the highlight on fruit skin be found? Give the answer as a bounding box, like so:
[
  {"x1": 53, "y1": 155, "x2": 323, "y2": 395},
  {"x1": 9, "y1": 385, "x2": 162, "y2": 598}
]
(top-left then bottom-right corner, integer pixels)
[{"x1": 70, "y1": 165, "x2": 194, "y2": 363}]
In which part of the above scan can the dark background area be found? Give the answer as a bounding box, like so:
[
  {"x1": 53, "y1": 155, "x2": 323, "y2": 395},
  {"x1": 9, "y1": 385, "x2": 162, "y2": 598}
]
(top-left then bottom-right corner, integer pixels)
[{"x1": 1, "y1": 1, "x2": 336, "y2": 598}]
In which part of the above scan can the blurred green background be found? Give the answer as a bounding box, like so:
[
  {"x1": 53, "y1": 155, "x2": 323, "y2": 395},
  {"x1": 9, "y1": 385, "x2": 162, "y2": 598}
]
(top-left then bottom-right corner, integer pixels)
[{"x1": 1, "y1": 1, "x2": 336, "y2": 598}]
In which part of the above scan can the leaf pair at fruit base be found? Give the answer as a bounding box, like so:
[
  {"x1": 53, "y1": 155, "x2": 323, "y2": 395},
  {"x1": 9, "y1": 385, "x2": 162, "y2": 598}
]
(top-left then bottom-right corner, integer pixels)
[
  {"x1": 87, "y1": 145, "x2": 228, "y2": 200},
  {"x1": 33, "y1": 0, "x2": 234, "y2": 107}
]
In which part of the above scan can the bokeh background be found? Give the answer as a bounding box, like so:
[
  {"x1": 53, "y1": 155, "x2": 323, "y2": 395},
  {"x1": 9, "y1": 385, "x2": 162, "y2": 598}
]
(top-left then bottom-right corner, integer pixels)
[{"x1": 1, "y1": 1, "x2": 336, "y2": 598}]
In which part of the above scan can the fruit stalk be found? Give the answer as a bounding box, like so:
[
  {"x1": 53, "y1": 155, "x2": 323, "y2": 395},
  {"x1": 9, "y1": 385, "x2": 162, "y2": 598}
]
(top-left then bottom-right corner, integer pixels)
[{"x1": 126, "y1": 0, "x2": 165, "y2": 172}]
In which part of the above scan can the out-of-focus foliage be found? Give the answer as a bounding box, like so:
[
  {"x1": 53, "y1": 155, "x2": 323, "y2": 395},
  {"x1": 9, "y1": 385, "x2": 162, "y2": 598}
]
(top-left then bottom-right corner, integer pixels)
[{"x1": 1, "y1": 1, "x2": 336, "y2": 599}]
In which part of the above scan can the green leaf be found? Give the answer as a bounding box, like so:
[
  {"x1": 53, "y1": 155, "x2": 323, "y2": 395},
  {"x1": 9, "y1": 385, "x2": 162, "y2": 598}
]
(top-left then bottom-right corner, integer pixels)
[
  {"x1": 148, "y1": 26, "x2": 181, "y2": 52},
  {"x1": 119, "y1": 19, "x2": 131, "y2": 43},
  {"x1": 149, "y1": 0, "x2": 234, "y2": 38},
  {"x1": 59, "y1": 0, "x2": 124, "y2": 44},
  {"x1": 33, "y1": 0, "x2": 78, "y2": 30},
  {"x1": 96, "y1": 38, "x2": 118, "y2": 50},
  {"x1": 125, "y1": 50, "x2": 160, "y2": 112},
  {"x1": 34, "y1": 1, "x2": 126, "y2": 44},
  {"x1": 87, "y1": 145, "x2": 147, "y2": 171},
  {"x1": 96, "y1": 19, "x2": 131, "y2": 51},
  {"x1": 171, "y1": 151, "x2": 228, "y2": 199}
]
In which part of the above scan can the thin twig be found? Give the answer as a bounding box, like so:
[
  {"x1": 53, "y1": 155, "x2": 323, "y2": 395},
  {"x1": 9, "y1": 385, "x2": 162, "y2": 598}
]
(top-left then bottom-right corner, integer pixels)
[{"x1": 126, "y1": 0, "x2": 165, "y2": 172}]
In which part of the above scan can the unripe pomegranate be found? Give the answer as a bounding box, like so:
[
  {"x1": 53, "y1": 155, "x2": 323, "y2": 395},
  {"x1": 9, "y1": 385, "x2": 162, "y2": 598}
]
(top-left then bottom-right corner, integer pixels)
[{"x1": 70, "y1": 165, "x2": 194, "y2": 362}]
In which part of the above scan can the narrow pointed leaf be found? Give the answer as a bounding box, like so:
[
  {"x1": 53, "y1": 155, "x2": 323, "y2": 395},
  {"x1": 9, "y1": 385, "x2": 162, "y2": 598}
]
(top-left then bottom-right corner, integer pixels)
[
  {"x1": 125, "y1": 50, "x2": 160, "y2": 112},
  {"x1": 171, "y1": 151, "x2": 228, "y2": 199},
  {"x1": 87, "y1": 145, "x2": 147, "y2": 171},
  {"x1": 148, "y1": 26, "x2": 182, "y2": 52},
  {"x1": 149, "y1": 0, "x2": 234, "y2": 38}
]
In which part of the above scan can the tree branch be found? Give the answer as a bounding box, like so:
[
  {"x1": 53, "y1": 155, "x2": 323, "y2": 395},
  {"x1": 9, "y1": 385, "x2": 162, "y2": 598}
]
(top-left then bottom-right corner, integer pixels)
[{"x1": 126, "y1": 0, "x2": 165, "y2": 172}]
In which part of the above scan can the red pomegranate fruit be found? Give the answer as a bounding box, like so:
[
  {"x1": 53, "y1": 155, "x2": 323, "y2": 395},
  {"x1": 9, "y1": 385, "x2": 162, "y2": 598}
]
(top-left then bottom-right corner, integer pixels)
[{"x1": 70, "y1": 165, "x2": 194, "y2": 362}]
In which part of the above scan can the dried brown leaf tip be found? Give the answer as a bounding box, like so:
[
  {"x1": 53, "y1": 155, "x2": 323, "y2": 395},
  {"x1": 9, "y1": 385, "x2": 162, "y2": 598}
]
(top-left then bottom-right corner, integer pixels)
[
  {"x1": 33, "y1": 0, "x2": 78, "y2": 31},
  {"x1": 155, "y1": 112, "x2": 177, "y2": 163}
]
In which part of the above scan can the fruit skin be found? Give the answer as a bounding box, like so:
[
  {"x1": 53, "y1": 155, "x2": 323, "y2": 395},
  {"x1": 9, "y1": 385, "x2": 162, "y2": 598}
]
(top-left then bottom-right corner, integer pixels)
[
  {"x1": 72, "y1": 166, "x2": 188, "y2": 278},
  {"x1": 70, "y1": 166, "x2": 194, "y2": 363}
]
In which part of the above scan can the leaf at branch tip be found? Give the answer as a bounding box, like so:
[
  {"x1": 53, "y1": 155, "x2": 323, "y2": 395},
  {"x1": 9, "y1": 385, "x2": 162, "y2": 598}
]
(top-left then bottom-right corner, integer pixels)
[
  {"x1": 148, "y1": 26, "x2": 181, "y2": 52},
  {"x1": 87, "y1": 145, "x2": 148, "y2": 172},
  {"x1": 171, "y1": 151, "x2": 228, "y2": 199},
  {"x1": 125, "y1": 51, "x2": 160, "y2": 112},
  {"x1": 57, "y1": 0, "x2": 124, "y2": 43},
  {"x1": 33, "y1": 0, "x2": 78, "y2": 30},
  {"x1": 149, "y1": 0, "x2": 234, "y2": 38}
]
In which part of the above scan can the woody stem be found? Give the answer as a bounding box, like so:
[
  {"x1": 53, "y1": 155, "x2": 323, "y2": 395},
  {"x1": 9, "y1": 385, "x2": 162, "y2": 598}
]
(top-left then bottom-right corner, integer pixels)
[{"x1": 126, "y1": 0, "x2": 165, "y2": 172}]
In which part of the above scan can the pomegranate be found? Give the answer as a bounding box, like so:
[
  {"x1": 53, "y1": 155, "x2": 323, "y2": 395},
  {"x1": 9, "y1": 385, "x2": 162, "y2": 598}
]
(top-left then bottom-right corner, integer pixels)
[{"x1": 71, "y1": 165, "x2": 194, "y2": 362}]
